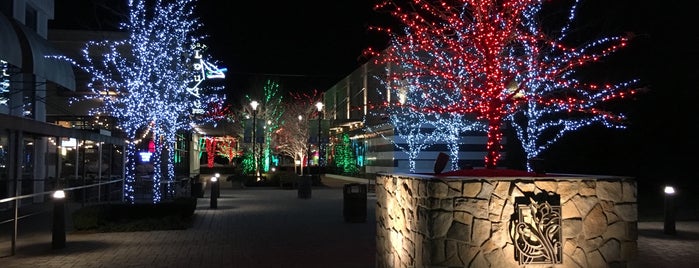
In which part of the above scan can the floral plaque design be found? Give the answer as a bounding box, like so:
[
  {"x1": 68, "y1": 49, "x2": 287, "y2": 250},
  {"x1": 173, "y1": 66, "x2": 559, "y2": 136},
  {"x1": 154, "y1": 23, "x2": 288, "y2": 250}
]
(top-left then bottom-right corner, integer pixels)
[{"x1": 510, "y1": 192, "x2": 562, "y2": 265}]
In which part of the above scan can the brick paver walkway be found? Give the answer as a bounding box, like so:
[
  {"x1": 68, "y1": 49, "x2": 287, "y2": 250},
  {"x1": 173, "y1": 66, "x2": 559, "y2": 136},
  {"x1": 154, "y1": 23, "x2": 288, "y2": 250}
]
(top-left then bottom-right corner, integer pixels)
[{"x1": 1, "y1": 176, "x2": 698, "y2": 267}]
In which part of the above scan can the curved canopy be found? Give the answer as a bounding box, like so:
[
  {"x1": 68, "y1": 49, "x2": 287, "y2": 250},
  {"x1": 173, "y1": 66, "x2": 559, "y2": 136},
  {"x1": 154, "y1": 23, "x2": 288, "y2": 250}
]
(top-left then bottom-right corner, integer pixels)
[
  {"x1": 0, "y1": 12, "x2": 22, "y2": 67},
  {"x1": 14, "y1": 21, "x2": 75, "y2": 90}
]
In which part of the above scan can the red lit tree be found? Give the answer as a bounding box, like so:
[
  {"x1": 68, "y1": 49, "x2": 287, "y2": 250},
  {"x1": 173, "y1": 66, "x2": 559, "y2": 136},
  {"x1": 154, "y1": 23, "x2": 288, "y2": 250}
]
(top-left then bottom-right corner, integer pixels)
[
  {"x1": 366, "y1": 0, "x2": 639, "y2": 169},
  {"x1": 205, "y1": 137, "x2": 217, "y2": 168},
  {"x1": 215, "y1": 136, "x2": 238, "y2": 164}
]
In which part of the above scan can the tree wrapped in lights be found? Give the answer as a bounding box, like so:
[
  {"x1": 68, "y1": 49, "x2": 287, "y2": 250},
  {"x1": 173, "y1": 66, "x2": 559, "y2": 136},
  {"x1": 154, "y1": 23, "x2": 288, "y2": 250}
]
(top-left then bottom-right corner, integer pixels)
[
  {"x1": 204, "y1": 137, "x2": 217, "y2": 168},
  {"x1": 244, "y1": 79, "x2": 284, "y2": 173},
  {"x1": 366, "y1": 78, "x2": 437, "y2": 173},
  {"x1": 215, "y1": 136, "x2": 238, "y2": 164},
  {"x1": 506, "y1": 0, "x2": 641, "y2": 171},
  {"x1": 332, "y1": 133, "x2": 359, "y2": 176},
  {"x1": 273, "y1": 90, "x2": 322, "y2": 175},
  {"x1": 366, "y1": 0, "x2": 639, "y2": 169},
  {"x1": 431, "y1": 112, "x2": 486, "y2": 171},
  {"x1": 366, "y1": 73, "x2": 485, "y2": 173},
  {"x1": 58, "y1": 0, "x2": 225, "y2": 203}
]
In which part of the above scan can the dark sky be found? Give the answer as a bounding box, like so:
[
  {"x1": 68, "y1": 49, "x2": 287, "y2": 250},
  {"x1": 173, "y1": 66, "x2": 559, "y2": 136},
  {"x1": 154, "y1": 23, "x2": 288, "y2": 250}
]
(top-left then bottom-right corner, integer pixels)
[
  {"x1": 195, "y1": 1, "x2": 387, "y2": 90},
  {"x1": 51, "y1": 0, "x2": 390, "y2": 105},
  {"x1": 50, "y1": 0, "x2": 698, "y2": 183}
]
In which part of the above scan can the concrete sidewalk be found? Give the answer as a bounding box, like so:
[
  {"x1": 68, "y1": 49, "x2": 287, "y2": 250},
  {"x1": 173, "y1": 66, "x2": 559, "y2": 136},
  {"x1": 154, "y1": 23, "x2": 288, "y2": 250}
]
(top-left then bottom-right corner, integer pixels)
[{"x1": 0, "y1": 176, "x2": 698, "y2": 267}]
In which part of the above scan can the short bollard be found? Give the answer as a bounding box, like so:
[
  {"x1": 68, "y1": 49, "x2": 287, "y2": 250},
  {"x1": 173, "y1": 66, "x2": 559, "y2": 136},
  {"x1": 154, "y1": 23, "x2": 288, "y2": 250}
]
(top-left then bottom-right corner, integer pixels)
[
  {"x1": 52, "y1": 190, "x2": 66, "y2": 249},
  {"x1": 214, "y1": 173, "x2": 221, "y2": 198},
  {"x1": 664, "y1": 186, "x2": 676, "y2": 235},
  {"x1": 210, "y1": 176, "x2": 218, "y2": 209}
]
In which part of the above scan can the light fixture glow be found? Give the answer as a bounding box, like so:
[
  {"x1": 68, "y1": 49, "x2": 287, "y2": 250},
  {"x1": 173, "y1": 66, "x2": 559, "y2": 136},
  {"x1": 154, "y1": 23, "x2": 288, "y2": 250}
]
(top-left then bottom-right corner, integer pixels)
[
  {"x1": 664, "y1": 186, "x2": 675, "y2": 195},
  {"x1": 251, "y1": 100, "x2": 259, "y2": 111},
  {"x1": 53, "y1": 190, "x2": 66, "y2": 199}
]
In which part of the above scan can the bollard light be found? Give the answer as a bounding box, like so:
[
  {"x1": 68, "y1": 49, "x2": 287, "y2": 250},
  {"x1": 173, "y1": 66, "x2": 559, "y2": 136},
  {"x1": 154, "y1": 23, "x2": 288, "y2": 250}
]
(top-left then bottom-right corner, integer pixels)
[
  {"x1": 53, "y1": 190, "x2": 66, "y2": 199},
  {"x1": 210, "y1": 176, "x2": 219, "y2": 208},
  {"x1": 211, "y1": 176, "x2": 219, "y2": 197},
  {"x1": 664, "y1": 185, "x2": 676, "y2": 235},
  {"x1": 52, "y1": 190, "x2": 66, "y2": 249},
  {"x1": 664, "y1": 186, "x2": 675, "y2": 195}
]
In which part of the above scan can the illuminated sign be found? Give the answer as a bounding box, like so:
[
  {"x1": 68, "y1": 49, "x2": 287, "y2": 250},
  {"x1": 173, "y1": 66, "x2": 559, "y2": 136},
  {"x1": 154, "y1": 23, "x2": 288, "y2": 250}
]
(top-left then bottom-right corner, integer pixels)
[
  {"x1": 1, "y1": 60, "x2": 9, "y2": 106},
  {"x1": 187, "y1": 43, "x2": 227, "y2": 115},
  {"x1": 61, "y1": 138, "x2": 77, "y2": 148},
  {"x1": 139, "y1": 151, "x2": 153, "y2": 162}
]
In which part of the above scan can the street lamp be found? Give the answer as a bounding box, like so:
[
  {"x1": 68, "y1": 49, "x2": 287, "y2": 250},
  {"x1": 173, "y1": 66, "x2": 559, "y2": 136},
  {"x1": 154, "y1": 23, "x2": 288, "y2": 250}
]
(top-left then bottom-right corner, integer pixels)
[
  {"x1": 298, "y1": 115, "x2": 305, "y2": 176},
  {"x1": 250, "y1": 100, "x2": 259, "y2": 178},
  {"x1": 315, "y1": 101, "x2": 323, "y2": 173}
]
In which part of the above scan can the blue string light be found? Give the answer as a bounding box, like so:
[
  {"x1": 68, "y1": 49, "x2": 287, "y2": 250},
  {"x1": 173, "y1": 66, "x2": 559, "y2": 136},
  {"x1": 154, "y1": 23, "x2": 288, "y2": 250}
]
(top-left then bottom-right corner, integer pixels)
[{"x1": 55, "y1": 0, "x2": 225, "y2": 203}]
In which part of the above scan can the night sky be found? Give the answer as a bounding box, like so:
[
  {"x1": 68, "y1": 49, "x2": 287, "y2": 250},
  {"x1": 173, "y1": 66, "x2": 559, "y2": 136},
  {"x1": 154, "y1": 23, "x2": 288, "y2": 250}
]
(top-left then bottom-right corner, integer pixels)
[
  {"x1": 52, "y1": 0, "x2": 391, "y2": 105},
  {"x1": 50, "y1": 1, "x2": 697, "y2": 189}
]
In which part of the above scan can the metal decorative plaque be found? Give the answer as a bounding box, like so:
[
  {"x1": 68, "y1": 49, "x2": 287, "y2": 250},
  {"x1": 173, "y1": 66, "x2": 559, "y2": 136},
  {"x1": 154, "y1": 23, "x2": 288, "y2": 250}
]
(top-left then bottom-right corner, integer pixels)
[{"x1": 510, "y1": 192, "x2": 562, "y2": 265}]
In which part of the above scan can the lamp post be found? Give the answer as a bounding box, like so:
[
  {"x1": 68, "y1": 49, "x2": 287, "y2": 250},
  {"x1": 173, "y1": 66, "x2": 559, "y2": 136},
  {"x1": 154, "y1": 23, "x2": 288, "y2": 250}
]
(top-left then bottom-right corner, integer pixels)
[
  {"x1": 298, "y1": 115, "x2": 304, "y2": 176},
  {"x1": 250, "y1": 100, "x2": 259, "y2": 178},
  {"x1": 315, "y1": 101, "x2": 324, "y2": 175}
]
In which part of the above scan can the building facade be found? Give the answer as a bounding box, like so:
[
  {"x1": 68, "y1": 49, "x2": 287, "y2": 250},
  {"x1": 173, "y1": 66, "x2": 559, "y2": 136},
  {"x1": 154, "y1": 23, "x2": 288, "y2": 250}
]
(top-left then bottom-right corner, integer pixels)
[
  {"x1": 0, "y1": 0, "x2": 125, "y2": 208},
  {"x1": 322, "y1": 59, "x2": 499, "y2": 176}
]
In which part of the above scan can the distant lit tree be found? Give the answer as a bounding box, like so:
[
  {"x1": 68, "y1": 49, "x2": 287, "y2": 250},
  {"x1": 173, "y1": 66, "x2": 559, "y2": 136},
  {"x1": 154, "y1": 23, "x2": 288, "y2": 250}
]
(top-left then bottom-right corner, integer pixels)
[
  {"x1": 215, "y1": 136, "x2": 238, "y2": 164},
  {"x1": 332, "y1": 133, "x2": 359, "y2": 176},
  {"x1": 273, "y1": 90, "x2": 323, "y2": 175},
  {"x1": 366, "y1": 79, "x2": 436, "y2": 173},
  {"x1": 431, "y1": 112, "x2": 486, "y2": 171},
  {"x1": 205, "y1": 137, "x2": 217, "y2": 168},
  {"x1": 245, "y1": 79, "x2": 283, "y2": 173}
]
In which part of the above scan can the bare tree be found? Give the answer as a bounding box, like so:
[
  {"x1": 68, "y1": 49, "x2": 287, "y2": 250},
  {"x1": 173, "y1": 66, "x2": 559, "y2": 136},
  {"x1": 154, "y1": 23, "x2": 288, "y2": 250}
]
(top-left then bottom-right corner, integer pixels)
[{"x1": 273, "y1": 90, "x2": 323, "y2": 175}]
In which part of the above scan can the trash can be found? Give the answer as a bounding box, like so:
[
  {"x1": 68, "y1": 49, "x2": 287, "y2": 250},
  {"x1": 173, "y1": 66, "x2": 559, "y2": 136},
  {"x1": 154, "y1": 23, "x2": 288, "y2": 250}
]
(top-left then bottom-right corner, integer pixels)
[
  {"x1": 191, "y1": 181, "x2": 204, "y2": 198},
  {"x1": 298, "y1": 175, "x2": 312, "y2": 199},
  {"x1": 343, "y1": 183, "x2": 367, "y2": 223}
]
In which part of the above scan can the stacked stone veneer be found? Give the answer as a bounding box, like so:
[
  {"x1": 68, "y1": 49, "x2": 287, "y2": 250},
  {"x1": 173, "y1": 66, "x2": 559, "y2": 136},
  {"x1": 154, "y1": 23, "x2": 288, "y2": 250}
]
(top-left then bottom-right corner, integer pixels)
[{"x1": 375, "y1": 174, "x2": 638, "y2": 268}]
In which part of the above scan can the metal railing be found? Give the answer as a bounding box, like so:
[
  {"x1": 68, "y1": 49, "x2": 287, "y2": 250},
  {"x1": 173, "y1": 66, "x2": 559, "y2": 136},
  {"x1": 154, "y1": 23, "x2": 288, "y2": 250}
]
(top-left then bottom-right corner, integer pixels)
[
  {"x1": 0, "y1": 176, "x2": 195, "y2": 256},
  {"x1": 0, "y1": 178, "x2": 123, "y2": 256}
]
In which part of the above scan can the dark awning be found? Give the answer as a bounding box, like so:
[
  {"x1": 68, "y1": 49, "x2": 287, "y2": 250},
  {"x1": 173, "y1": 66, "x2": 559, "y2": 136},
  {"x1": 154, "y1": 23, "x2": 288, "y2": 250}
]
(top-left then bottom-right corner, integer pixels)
[
  {"x1": 0, "y1": 12, "x2": 22, "y2": 67},
  {"x1": 13, "y1": 21, "x2": 75, "y2": 91}
]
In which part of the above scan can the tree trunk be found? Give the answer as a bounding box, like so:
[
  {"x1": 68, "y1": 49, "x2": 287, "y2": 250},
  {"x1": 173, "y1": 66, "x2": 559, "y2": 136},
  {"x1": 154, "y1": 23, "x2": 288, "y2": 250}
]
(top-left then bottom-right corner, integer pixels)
[{"x1": 484, "y1": 118, "x2": 503, "y2": 169}]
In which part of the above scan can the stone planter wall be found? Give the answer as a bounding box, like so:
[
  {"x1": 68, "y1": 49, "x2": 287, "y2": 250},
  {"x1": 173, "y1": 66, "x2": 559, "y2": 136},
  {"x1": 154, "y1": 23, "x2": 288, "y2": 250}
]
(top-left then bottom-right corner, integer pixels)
[{"x1": 375, "y1": 174, "x2": 638, "y2": 268}]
